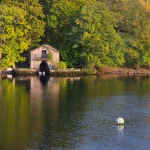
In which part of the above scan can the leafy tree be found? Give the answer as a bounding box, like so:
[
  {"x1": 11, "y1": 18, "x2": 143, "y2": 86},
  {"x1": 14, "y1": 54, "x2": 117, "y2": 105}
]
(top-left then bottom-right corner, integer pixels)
[
  {"x1": 120, "y1": 0, "x2": 150, "y2": 68},
  {"x1": 98, "y1": 0, "x2": 128, "y2": 11},
  {"x1": 22, "y1": 0, "x2": 45, "y2": 47},
  {"x1": 43, "y1": 0, "x2": 96, "y2": 67},
  {"x1": 45, "y1": 0, "x2": 95, "y2": 44},
  {"x1": 0, "y1": 4, "x2": 31, "y2": 68},
  {"x1": 0, "y1": 0, "x2": 45, "y2": 68},
  {"x1": 39, "y1": 0, "x2": 53, "y2": 43},
  {"x1": 68, "y1": 2, "x2": 125, "y2": 67},
  {"x1": 4, "y1": 0, "x2": 45, "y2": 47},
  {"x1": 100, "y1": 0, "x2": 150, "y2": 68}
]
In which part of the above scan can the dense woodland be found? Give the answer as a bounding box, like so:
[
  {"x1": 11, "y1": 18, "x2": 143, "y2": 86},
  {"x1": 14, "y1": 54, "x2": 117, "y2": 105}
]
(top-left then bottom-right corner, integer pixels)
[{"x1": 1, "y1": 0, "x2": 150, "y2": 70}]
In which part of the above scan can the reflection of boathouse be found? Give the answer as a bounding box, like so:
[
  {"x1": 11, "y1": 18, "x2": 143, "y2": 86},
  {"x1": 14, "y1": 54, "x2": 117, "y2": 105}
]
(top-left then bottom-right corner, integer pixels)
[
  {"x1": 30, "y1": 44, "x2": 60, "y2": 72},
  {"x1": 30, "y1": 77, "x2": 60, "y2": 116}
]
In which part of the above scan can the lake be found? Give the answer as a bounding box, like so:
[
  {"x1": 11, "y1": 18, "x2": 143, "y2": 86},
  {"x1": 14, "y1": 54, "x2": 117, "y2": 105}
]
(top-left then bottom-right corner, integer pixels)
[{"x1": 0, "y1": 75, "x2": 150, "y2": 150}]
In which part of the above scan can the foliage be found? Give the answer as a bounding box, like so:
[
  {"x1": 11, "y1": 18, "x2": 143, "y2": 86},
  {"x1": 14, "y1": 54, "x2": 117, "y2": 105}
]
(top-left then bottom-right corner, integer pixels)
[
  {"x1": 68, "y1": 2, "x2": 125, "y2": 67},
  {"x1": 2, "y1": 0, "x2": 150, "y2": 69},
  {"x1": 2, "y1": 0, "x2": 45, "y2": 47},
  {"x1": 84, "y1": 53, "x2": 102, "y2": 74},
  {"x1": 87, "y1": 53, "x2": 102, "y2": 68},
  {"x1": 21, "y1": 0, "x2": 45, "y2": 47},
  {"x1": 84, "y1": 65, "x2": 97, "y2": 75},
  {"x1": 0, "y1": 4, "x2": 31, "y2": 68},
  {"x1": 119, "y1": 0, "x2": 150, "y2": 68},
  {"x1": 43, "y1": 0, "x2": 96, "y2": 67},
  {"x1": 56, "y1": 61, "x2": 67, "y2": 70},
  {"x1": 0, "y1": 0, "x2": 45, "y2": 69}
]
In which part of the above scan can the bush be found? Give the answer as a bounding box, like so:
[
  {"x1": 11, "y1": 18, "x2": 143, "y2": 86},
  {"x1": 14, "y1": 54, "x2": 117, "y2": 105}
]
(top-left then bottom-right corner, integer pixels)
[
  {"x1": 83, "y1": 64, "x2": 97, "y2": 74},
  {"x1": 56, "y1": 61, "x2": 67, "y2": 70}
]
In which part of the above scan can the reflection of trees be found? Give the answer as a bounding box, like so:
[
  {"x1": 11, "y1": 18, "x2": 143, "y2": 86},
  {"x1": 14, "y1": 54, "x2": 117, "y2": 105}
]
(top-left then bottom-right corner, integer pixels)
[
  {"x1": 78, "y1": 75, "x2": 150, "y2": 97},
  {"x1": 0, "y1": 77, "x2": 2, "y2": 99},
  {"x1": 0, "y1": 78, "x2": 30, "y2": 150}
]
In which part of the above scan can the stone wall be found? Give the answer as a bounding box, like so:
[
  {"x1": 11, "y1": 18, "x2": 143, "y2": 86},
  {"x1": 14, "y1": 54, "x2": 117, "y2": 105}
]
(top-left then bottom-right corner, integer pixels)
[{"x1": 31, "y1": 61, "x2": 41, "y2": 69}]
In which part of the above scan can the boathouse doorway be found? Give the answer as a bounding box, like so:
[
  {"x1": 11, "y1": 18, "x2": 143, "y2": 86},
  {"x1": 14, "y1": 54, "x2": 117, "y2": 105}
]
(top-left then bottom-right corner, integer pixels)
[{"x1": 39, "y1": 60, "x2": 50, "y2": 75}]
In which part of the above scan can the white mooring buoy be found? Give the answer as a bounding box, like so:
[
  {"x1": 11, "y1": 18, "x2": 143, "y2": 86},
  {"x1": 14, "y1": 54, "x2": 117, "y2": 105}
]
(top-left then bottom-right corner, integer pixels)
[{"x1": 116, "y1": 117, "x2": 124, "y2": 125}]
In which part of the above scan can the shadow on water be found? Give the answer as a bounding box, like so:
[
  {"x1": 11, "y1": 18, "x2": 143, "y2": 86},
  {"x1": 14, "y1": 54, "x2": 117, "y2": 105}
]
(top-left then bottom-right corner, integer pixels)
[{"x1": 39, "y1": 75, "x2": 50, "y2": 85}]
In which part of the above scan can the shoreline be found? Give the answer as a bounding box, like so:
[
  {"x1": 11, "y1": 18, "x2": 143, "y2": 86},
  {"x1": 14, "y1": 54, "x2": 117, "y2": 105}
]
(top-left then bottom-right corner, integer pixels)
[
  {"x1": 97, "y1": 67, "x2": 150, "y2": 75},
  {"x1": 1, "y1": 68, "x2": 87, "y2": 77},
  {"x1": 1, "y1": 67, "x2": 150, "y2": 77}
]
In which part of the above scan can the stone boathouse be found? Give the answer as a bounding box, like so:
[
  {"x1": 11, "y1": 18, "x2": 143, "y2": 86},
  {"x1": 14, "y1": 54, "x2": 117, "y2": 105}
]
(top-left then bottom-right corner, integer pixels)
[{"x1": 30, "y1": 44, "x2": 60, "y2": 73}]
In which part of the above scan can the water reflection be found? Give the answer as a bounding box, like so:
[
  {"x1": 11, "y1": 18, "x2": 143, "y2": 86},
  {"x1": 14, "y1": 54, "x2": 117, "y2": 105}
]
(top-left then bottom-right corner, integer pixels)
[
  {"x1": 1, "y1": 75, "x2": 150, "y2": 149},
  {"x1": 117, "y1": 125, "x2": 124, "y2": 133},
  {"x1": 39, "y1": 75, "x2": 50, "y2": 85},
  {"x1": 6, "y1": 74, "x2": 13, "y2": 80},
  {"x1": 0, "y1": 77, "x2": 30, "y2": 149}
]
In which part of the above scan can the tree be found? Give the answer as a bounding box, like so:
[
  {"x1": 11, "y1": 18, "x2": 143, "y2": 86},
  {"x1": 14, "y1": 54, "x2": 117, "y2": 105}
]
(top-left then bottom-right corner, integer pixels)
[
  {"x1": 120, "y1": 0, "x2": 150, "y2": 68},
  {"x1": 100, "y1": 0, "x2": 150, "y2": 68},
  {"x1": 4, "y1": 0, "x2": 46, "y2": 47},
  {"x1": 68, "y1": 2, "x2": 125, "y2": 67},
  {"x1": 21, "y1": 0, "x2": 45, "y2": 47},
  {"x1": 42, "y1": 0, "x2": 96, "y2": 67},
  {"x1": 0, "y1": 4, "x2": 31, "y2": 68},
  {"x1": 0, "y1": 0, "x2": 45, "y2": 68},
  {"x1": 45, "y1": 0, "x2": 96, "y2": 45}
]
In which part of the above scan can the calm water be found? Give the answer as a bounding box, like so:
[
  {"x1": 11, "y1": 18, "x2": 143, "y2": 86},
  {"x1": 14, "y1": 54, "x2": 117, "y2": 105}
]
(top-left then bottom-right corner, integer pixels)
[{"x1": 1, "y1": 75, "x2": 150, "y2": 150}]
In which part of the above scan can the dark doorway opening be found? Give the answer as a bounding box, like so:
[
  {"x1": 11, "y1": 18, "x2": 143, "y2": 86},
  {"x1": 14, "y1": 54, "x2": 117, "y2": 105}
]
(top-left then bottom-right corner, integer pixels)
[{"x1": 39, "y1": 60, "x2": 50, "y2": 75}]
